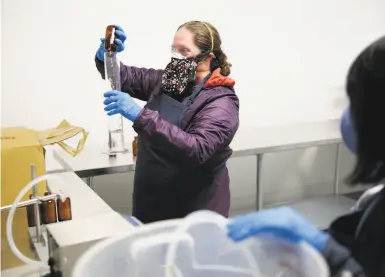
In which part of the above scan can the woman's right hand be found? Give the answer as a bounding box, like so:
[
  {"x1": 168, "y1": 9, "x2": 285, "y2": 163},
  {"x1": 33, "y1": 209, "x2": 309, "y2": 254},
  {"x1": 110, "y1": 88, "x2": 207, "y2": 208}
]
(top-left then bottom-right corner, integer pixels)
[{"x1": 96, "y1": 25, "x2": 127, "y2": 61}]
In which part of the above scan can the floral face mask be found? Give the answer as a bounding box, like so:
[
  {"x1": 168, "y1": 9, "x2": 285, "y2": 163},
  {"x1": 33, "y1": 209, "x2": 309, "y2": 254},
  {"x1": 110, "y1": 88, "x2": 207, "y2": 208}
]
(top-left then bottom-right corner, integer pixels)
[{"x1": 161, "y1": 56, "x2": 197, "y2": 96}]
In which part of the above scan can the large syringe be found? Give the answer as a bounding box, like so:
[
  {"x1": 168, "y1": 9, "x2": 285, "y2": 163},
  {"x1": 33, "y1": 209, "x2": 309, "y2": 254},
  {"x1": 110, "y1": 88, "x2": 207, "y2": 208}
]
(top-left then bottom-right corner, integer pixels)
[{"x1": 103, "y1": 25, "x2": 128, "y2": 157}]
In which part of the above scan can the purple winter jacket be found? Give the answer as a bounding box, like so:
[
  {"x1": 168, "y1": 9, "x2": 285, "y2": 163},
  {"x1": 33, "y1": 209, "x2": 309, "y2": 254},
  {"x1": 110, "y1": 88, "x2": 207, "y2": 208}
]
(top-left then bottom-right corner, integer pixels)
[{"x1": 96, "y1": 57, "x2": 239, "y2": 217}]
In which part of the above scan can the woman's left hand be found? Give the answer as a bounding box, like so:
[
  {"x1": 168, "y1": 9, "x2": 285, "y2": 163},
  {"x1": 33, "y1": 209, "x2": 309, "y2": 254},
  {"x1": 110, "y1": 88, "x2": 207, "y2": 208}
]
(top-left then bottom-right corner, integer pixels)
[
  {"x1": 227, "y1": 206, "x2": 329, "y2": 252},
  {"x1": 103, "y1": 90, "x2": 142, "y2": 122}
]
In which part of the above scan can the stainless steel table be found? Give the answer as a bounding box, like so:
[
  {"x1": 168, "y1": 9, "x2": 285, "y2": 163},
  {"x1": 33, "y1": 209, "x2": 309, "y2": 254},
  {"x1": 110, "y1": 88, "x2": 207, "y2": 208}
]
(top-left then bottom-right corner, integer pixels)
[
  {"x1": 53, "y1": 146, "x2": 136, "y2": 189},
  {"x1": 53, "y1": 119, "x2": 344, "y2": 210},
  {"x1": 230, "y1": 119, "x2": 343, "y2": 210}
]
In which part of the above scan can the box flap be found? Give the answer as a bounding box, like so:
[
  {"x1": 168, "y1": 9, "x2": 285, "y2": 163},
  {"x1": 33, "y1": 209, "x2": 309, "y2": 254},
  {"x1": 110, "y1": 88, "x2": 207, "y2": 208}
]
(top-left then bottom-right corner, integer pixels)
[
  {"x1": 38, "y1": 120, "x2": 82, "y2": 145},
  {"x1": 38, "y1": 120, "x2": 88, "y2": 157}
]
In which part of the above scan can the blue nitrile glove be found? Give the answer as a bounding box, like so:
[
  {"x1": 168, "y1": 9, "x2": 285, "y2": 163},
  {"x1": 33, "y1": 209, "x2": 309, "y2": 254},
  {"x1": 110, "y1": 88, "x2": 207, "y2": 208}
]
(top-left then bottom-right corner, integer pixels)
[
  {"x1": 96, "y1": 25, "x2": 127, "y2": 61},
  {"x1": 227, "y1": 206, "x2": 329, "y2": 252},
  {"x1": 340, "y1": 107, "x2": 357, "y2": 154},
  {"x1": 103, "y1": 90, "x2": 142, "y2": 122}
]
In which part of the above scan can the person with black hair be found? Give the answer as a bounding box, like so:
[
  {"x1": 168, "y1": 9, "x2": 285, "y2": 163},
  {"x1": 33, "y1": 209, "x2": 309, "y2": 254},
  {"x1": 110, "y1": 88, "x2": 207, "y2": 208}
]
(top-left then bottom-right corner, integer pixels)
[{"x1": 227, "y1": 36, "x2": 385, "y2": 277}]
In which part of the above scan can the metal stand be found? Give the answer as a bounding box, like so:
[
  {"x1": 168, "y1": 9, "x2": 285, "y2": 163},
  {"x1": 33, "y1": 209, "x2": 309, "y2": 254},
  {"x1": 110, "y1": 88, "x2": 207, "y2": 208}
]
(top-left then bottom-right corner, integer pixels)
[
  {"x1": 85, "y1": 176, "x2": 94, "y2": 189},
  {"x1": 0, "y1": 194, "x2": 59, "y2": 212},
  {"x1": 333, "y1": 143, "x2": 342, "y2": 195},
  {"x1": 30, "y1": 164, "x2": 42, "y2": 243},
  {"x1": 0, "y1": 164, "x2": 63, "y2": 245},
  {"x1": 256, "y1": 154, "x2": 263, "y2": 210}
]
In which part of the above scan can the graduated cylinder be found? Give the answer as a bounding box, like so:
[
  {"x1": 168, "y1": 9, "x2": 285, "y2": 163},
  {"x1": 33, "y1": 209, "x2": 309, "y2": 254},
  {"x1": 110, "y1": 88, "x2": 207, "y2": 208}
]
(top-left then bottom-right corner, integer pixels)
[{"x1": 104, "y1": 25, "x2": 128, "y2": 156}]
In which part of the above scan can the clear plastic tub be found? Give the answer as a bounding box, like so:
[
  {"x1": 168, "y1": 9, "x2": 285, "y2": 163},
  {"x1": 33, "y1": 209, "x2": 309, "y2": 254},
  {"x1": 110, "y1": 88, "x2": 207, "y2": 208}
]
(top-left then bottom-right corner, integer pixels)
[{"x1": 72, "y1": 211, "x2": 329, "y2": 277}]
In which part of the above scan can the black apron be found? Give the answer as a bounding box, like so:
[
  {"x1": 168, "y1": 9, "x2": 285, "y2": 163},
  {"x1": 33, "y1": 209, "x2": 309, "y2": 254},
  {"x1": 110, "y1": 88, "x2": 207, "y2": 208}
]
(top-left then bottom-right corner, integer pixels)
[{"x1": 132, "y1": 77, "x2": 213, "y2": 223}]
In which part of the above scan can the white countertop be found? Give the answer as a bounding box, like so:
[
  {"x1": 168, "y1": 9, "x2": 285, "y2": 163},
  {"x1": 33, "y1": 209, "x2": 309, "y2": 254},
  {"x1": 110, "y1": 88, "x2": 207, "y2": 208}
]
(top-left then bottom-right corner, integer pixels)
[
  {"x1": 1, "y1": 264, "x2": 48, "y2": 277},
  {"x1": 46, "y1": 212, "x2": 136, "y2": 248},
  {"x1": 45, "y1": 148, "x2": 66, "y2": 174},
  {"x1": 47, "y1": 171, "x2": 114, "y2": 219},
  {"x1": 53, "y1": 119, "x2": 342, "y2": 175}
]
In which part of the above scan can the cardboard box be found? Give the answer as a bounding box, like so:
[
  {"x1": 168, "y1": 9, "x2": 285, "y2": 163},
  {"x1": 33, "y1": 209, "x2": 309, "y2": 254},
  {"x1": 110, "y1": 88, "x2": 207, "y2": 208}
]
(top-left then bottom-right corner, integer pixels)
[{"x1": 1, "y1": 120, "x2": 88, "y2": 270}]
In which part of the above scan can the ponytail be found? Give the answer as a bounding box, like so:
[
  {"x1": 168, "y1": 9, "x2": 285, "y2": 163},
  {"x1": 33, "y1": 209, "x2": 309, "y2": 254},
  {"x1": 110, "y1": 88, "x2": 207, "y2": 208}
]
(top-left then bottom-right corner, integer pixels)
[{"x1": 216, "y1": 50, "x2": 232, "y2": 76}]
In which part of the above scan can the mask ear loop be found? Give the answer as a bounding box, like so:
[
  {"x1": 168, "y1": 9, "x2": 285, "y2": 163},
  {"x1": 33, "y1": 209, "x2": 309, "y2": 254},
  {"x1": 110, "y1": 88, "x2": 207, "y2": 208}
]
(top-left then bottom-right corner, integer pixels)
[{"x1": 196, "y1": 23, "x2": 214, "y2": 63}]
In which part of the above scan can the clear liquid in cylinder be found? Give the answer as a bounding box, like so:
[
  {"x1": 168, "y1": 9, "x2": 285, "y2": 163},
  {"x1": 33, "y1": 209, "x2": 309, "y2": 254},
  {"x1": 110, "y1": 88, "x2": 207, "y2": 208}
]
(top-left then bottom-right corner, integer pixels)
[{"x1": 107, "y1": 116, "x2": 128, "y2": 155}]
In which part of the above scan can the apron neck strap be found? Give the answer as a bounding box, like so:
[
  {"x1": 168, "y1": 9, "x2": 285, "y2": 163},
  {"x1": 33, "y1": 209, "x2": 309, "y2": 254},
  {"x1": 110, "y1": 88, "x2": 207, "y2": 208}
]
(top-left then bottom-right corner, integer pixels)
[{"x1": 187, "y1": 73, "x2": 212, "y2": 105}]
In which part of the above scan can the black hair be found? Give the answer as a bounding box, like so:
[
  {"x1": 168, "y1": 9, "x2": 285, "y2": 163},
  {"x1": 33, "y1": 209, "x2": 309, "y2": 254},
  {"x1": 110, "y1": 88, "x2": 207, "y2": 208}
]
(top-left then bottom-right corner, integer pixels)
[{"x1": 347, "y1": 35, "x2": 385, "y2": 185}]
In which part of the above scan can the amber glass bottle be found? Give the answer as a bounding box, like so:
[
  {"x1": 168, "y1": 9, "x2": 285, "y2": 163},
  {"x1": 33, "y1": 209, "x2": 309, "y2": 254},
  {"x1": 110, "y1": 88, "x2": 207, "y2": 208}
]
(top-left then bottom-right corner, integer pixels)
[
  {"x1": 42, "y1": 192, "x2": 57, "y2": 224},
  {"x1": 26, "y1": 194, "x2": 43, "y2": 227},
  {"x1": 104, "y1": 25, "x2": 117, "y2": 52},
  {"x1": 57, "y1": 198, "x2": 72, "y2": 222},
  {"x1": 132, "y1": 136, "x2": 138, "y2": 157}
]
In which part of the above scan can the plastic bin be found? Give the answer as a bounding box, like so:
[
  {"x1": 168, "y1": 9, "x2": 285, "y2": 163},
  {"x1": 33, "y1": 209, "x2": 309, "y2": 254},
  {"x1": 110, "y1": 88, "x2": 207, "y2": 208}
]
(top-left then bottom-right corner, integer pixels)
[{"x1": 72, "y1": 210, "x2": 329, "y2": 277}]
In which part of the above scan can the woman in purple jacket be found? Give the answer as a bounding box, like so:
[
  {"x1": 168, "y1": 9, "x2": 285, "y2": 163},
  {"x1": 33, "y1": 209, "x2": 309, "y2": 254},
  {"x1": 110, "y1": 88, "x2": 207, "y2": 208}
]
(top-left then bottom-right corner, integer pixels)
[{"x1": 95, "y1": 21, "x2": 239, "y2": 224}]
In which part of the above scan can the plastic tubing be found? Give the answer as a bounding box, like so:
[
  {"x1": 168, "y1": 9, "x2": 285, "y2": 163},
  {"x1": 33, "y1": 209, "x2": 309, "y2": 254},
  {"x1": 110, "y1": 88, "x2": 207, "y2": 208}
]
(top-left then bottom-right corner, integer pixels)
[{"x1": 6, "y1": 174, "x2": 67, "y2": 268}]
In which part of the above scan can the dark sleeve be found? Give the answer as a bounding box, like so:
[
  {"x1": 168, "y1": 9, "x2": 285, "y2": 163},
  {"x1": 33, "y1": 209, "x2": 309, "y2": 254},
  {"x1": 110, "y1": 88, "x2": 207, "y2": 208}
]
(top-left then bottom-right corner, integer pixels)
[
  {"x1": 322, "y1": 237, "x2": 366, "y2": 277},
  {"x1": 95, "y1": 55, "x2": 163, "y2": 102},
  {"x1": 132, "y1": 95, "x2": 239, "y2": 166}
]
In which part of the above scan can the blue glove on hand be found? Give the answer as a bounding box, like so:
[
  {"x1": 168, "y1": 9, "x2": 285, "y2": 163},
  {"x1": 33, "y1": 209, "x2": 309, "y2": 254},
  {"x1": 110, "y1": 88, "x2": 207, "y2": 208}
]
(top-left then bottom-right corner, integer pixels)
[
  {"x1": 96, "y1": 25, "x2": 127, "y2": 61},
  {"x1": 103, "y1": 90, "x2": 141, "y2": 122},
  {"x1": 227, "y1": 206, "x2": 329, "y2": 252}
]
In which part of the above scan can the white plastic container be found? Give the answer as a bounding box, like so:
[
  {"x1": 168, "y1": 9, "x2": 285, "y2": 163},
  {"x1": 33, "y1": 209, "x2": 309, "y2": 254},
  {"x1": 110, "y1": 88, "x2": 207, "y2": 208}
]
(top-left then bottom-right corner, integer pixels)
[{"x1": 72, "y1": 211, "x2": 329, "y2": 277}]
